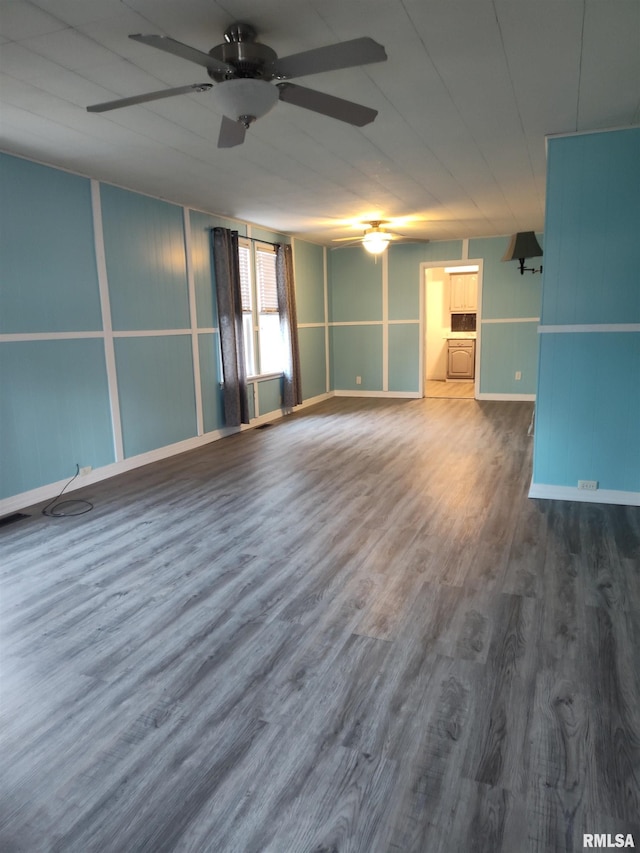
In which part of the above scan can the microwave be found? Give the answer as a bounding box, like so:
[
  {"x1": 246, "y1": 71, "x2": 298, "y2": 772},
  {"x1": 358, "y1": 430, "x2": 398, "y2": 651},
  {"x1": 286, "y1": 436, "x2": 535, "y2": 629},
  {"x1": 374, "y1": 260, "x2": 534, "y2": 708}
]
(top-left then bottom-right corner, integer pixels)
[{"x1": 450, "y1": 313, "x2": 476, "y2": 332}]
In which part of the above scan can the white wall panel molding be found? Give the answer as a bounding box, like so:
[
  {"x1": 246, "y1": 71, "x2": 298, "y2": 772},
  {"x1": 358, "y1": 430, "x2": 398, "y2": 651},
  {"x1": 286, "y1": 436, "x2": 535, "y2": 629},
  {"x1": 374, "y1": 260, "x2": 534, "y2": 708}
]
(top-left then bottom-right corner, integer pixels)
[
  {"x1": 91, "y1": 179, "x2": 124, "y2": 463},
  {"x1": 183, "y1": 207, "x2": 204, "y2": 437},
  {"x1": 382, "y1": 249, "x2": 389, "y2": 392},
  {"x1": 323, "y1": 247, "x2": 330, "y2": 393},
  {"x1": 538, "y1": 323, "x2": 640, "y2": 333},
  {"x1": 482, "y1": 317, "x2": 540, "y2": 324},
  {"x1": 529, "y1": 482, "x2": 640, "y2": 507},
  {"x1": 0, "y1": 329, "x2": 219, "y2": 340},
  {"x1": 0, "y1": 332, "x2": 104, "y2": 341},
  {"x1": 329, "y1": 321, "x2": 384, "y2": 326},
  {"x1": 112, "y1": 329, "x2": 193, "y2": 337}
]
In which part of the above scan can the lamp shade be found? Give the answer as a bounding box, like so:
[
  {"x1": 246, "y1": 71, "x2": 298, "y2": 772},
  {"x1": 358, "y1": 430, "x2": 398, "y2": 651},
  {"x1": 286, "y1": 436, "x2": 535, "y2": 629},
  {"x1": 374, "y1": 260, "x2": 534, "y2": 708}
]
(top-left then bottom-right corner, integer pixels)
[
  {"x1": 212, "y1": 78, "x2": 279, "y2": 122},
  {"x1": 502, "y1": 231, "x2": 543, "y2": 262}
]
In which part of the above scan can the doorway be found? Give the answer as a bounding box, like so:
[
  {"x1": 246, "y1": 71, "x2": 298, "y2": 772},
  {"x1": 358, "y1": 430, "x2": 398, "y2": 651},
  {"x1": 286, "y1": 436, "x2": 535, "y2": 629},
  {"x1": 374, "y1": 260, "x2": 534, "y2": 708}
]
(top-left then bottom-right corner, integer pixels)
[{"x1": 422, "y1": 261, "x2": 482, "y2": 400}]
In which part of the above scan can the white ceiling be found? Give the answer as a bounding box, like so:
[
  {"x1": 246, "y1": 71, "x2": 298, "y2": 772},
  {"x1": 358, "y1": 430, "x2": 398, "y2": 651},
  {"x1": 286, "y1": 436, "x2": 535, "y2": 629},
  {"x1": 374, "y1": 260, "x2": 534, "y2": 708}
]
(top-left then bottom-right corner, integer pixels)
[{"x1": 1, "y1": 0, "x2": 638, "y2": 245}]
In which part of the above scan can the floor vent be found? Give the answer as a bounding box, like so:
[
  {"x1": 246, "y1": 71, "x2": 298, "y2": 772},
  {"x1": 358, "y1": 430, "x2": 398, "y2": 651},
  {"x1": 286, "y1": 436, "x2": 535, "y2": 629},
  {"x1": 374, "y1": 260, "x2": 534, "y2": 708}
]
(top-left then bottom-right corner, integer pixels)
[
  {"x1": 0, "y1": 512, "x2": 30, "y2": 528},
  {"x1": 255, "y1": 423, "x2": 272, "y2": 430}
]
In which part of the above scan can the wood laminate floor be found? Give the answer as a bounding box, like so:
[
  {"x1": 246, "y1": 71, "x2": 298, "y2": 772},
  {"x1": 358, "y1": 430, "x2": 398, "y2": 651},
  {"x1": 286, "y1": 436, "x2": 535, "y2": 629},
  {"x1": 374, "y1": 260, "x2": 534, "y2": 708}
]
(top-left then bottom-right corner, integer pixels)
[
  {"x1": 425, "y1": 380, "x2": 475, "y2": 399},
  {"x1": 1, "y1": 397, "x2": 639, "y2": 853}
]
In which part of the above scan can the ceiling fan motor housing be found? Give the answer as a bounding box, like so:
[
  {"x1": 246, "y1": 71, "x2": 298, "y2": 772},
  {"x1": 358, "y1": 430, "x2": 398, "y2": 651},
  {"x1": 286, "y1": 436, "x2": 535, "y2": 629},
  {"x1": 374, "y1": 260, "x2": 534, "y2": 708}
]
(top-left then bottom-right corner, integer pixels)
[{"x1": 208, "y1": 23, "x2": 278, "y2": 81}]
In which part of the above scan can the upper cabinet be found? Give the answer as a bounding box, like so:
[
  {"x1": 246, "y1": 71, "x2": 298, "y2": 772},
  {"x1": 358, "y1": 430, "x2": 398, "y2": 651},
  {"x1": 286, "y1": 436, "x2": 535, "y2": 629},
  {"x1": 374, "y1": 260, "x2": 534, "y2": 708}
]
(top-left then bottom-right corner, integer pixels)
[{"x1": 449, "y1": 273, "x2": 477, "y2": 312}]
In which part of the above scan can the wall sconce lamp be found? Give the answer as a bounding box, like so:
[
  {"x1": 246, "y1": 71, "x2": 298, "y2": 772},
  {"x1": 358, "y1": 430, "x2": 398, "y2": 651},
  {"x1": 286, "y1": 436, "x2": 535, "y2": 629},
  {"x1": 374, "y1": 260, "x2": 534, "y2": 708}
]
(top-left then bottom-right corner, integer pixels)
[{"x1": 502, "y1": 231, "x2": 543, "y2": 275}]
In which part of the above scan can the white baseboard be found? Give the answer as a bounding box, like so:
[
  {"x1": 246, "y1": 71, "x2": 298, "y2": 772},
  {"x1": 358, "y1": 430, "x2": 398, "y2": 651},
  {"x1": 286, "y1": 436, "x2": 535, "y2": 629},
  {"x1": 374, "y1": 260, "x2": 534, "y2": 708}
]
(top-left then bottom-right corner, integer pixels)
[
  {"x1": 333, "y1": 390, "x2": 421, "y2": 399},
  {"x1": 528, "y1": 482, "x2": 640, "y2": 507},
  {"x1": 476, "y1": 393, "x2": 536, "y2": 401},
  {"x1": 294, "y1": 391, "x2": 334, "y2": 408},
  {"x1": 0, "y1": 407, "x2": 294, "y2": 516}
]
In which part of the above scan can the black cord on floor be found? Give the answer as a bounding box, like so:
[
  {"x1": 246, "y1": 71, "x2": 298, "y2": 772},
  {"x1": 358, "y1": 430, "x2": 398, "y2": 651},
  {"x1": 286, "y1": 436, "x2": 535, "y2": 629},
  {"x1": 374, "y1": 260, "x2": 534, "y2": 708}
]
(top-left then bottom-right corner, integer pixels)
[{"x1": 42, "y1": 464, "x2": 94, "y2": 518}]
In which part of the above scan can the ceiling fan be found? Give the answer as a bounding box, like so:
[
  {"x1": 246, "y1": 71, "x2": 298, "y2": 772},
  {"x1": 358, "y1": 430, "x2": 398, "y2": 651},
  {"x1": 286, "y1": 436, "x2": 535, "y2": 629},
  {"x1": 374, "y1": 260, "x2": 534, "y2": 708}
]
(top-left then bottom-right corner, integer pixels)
[
  {"x1": 332, "y1": 221, "x2": 427, "y2": 255},
  {"x1": 87, "y1": 22, "x2": 387, "y2": 148}
]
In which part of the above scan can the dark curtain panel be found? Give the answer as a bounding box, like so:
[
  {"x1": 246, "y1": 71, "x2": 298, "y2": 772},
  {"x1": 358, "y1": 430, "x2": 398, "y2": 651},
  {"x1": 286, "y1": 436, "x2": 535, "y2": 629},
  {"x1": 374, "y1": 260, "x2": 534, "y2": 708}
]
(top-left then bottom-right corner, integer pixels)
[
  {"x1": 276, "y1": 243, "x2": 303, "y2": 410},
  {"x1": 212, "y1": 227, "x2": 250, "y2": 426}
]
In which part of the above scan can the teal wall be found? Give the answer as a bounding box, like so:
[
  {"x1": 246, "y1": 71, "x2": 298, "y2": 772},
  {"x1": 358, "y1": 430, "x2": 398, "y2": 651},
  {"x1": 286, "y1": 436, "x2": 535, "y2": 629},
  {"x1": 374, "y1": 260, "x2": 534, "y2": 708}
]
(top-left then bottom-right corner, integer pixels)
[
  {"x1": 389, "y1": 324, "x2": 421, "y2": 392},
  {"x1": 0, "y1": 154, "x2": 327, "y2": 504},
  {"x1": 329, "y1": 250, "x2": 383, "y2": 322},
  {"x1": 0, "y1": 155, "x2": 102, "y2": 333},
  {"x1": 189, "y1": 209, "x2": 240, "y2": 329},
  {"x1": 471, "y1": 235, "x2": 542, "y2": 396},
  {"x1": 101, "y1": 185, "x2": 190, "y2": 331},
  {"x1": 115, "y1": 335, "x2": 197, "y2": 458},
  {"x1": 532, "y1": 128, "x2": 640, "y2": 496},
  {"x1": 198, "y1": 333, "x2": 224, "y2": 434},
  {"x1": 257, "y1": 376, "x2": 283, "y2": 417},
  {"x1": 326, "y1": 235, "x2": 541, "y2": 397},
  {"x1": 294, "y1": 240, "x2": 325, "y2": 325},
  {"x1": 330, "y1": 325, "x2": 383, "y2": 391},
  {"x1": 294, "y1": 238, "x2": 328, "y2": 398},
  {"x1": 0, "y1": 340, "x2": 115, "y2": 496},
  {"x1": 298, "y1": 326, "x2": 327, "y2": 400},
  {"x1": 479, "y1": 322, "x2": 539, "y2": 395}
]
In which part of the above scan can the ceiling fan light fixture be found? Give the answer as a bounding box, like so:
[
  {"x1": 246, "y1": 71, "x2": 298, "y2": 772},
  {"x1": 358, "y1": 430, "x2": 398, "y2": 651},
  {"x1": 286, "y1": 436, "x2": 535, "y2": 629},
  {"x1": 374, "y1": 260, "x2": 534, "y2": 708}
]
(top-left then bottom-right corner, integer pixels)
[
  {"x1": 212, "y1": 78, "x2": 279, "y2": 123},
  {"x1": 362, "y1": 231, "x2": 391, "y2": 254}
]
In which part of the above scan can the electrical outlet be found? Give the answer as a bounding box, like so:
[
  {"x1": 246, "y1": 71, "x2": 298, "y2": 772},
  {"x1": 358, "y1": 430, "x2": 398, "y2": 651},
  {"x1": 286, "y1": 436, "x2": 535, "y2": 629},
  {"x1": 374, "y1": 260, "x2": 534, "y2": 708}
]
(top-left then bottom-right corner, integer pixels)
[
  {"x1": 79, "y1": 466, "x2": 92, "y2": 476},
  {"x1": 356, "y1": 376, "x2": 362, "y2": 385},
  {"x1": 515, "y1": 371, "x2": 522, "y2": 381},
  {"x1": 578, "y1": 480, "x2": 598, "y2": 490}
]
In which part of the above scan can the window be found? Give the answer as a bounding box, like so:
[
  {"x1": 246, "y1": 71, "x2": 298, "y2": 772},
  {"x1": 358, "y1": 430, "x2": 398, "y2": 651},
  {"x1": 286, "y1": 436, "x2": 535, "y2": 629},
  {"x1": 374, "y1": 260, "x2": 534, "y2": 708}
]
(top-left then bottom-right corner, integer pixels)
[
  {"x1": 238, "y1": 240, "x2": 284, "y2": 377},
  {"x1": 238, "y1": 241, "x2": 255, "y2": 376}
]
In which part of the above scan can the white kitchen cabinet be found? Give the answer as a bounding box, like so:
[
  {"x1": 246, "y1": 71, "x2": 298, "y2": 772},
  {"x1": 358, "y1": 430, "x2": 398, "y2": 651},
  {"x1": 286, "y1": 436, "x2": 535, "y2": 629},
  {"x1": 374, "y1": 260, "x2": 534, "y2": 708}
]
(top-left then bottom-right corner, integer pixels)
[
  {"x1": 449, "y1": 273, "x2": 478, "y2": 312},
  {"x1": 447, "y1": 338, "x2": 475, "y2": 379}
]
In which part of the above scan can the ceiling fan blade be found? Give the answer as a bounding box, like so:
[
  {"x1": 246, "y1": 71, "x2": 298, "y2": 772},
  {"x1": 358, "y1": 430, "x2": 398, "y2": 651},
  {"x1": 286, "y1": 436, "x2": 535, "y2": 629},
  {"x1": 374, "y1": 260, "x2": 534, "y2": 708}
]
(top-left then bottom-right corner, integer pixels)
[
  {"x1": 130, "y1": 34, "x2": 234, "y2": 75},
  {"x1": 87, "y1": 83, "x2": 212, "y2": 113},
  {"x1": 277, "y1": 83, "x2": 377, "y2": 127},
  {"x1": 218, "y1": 115, "x2": 246, "y2": 148},
  {"x1": 267, "y1": 37, "x2": 386, "y2": 80}
]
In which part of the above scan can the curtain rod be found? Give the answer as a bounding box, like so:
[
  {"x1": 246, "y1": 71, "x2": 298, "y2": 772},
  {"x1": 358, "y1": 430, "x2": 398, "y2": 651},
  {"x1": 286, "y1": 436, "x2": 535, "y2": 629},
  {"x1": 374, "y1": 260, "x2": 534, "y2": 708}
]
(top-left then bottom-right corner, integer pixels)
[
  {"x1": 243, "y1": 235, "x2": 295, "y2": 249},
  {"x1": 211, "y1": 226, "x2": 285, "y2": 249},
  {"x1": 242, "y1": 235, "x2": 282, "y2": 248}
]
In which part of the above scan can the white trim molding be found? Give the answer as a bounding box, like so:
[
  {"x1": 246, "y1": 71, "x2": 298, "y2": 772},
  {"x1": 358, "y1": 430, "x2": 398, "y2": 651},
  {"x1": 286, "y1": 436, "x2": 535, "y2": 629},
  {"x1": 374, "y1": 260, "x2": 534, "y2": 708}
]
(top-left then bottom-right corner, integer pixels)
[
  {"x1": 483, "y1": 317, "x2": 540, "y2": 324},
  {"x1": 329, "y1": 320, "x2": 384, "y2": 326},
  {"x1": 0, "y1": 402, "x2": 302, "y2": 517},
  {"x1": 91, "y1": 179, "x2": 124, "y2": 463},
  {"x1": 477, "y1": 393, "x2": 536, "y2": 401},
  {"x1": 0, "y1": 331, "x2": 104, "y2": 341},
  {"x1": 183, "y1": 207, "x2": 204, "y2": 436},
  {"x1": 382, "y1": 249, "x2": 389, "y2": 391},
  {"x1": 334, "y1": 390, "x2": 421, "y2": 399},
  {"x1": 529, "y1": 482, "x2": 640, "y2": 507},
  {"x1": 0, "y1": 430, "x2": 229, "y2": 517},
  {"x1": 538, "y1": 323, "x2": 640, "y2": 333}
]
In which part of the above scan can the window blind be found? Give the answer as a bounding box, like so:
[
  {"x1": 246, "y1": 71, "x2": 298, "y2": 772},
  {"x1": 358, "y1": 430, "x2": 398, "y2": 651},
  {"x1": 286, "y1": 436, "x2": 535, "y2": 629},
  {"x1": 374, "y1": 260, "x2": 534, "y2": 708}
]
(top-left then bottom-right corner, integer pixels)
[
  {"x1": 238, "y1": 243, "x2": 252, "y2": 311},
  {"x1": 256, "y1": 248, "x2": 278, "y2": 313}
]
